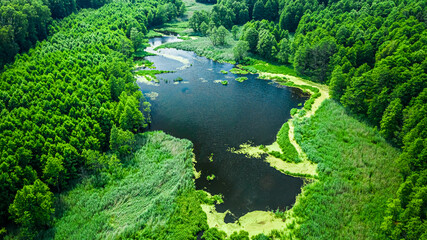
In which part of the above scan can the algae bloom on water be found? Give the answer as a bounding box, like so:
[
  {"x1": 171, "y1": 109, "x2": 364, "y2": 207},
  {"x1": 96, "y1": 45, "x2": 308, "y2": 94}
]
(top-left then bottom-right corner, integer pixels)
[
  {"x1": 221, "y1": 80, "x2": 228, "y2": 85},
  {"x1": 220, "y1": 70, "x2": 228, "y2": 74},
  {"x1": 235, "y1": 77, "x2": 248, "y2": 83},
  {"x1": 207, "y1": 174, "x2": 216, "y2": 181},
  {"x1": 230, "y1": 68, "x2": 249, "y2": 75}
]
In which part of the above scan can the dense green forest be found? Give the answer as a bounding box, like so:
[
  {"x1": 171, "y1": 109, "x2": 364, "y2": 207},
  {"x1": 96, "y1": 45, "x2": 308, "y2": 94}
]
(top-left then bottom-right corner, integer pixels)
[
  {"x1": 187, "y1": 0, "x2": 426, "y2": 238},
  {"x1": 0, "y1": 0, "x2": 115, "y2": 68},
  {"x1": 39, "y1": 131, "x2": 208, "y2": 239},
  {"x1": 0, "y1": 0, "x2": 187, "y2": 237},
  {"x1": 1, "y1": 0, "x2": 426, "y2": 238}
]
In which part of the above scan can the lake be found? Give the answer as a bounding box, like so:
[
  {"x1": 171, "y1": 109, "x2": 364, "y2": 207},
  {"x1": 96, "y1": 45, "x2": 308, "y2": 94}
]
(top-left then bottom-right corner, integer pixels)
[{"x1": 138, "y1": 36, "x2": 308, "y2": 221}]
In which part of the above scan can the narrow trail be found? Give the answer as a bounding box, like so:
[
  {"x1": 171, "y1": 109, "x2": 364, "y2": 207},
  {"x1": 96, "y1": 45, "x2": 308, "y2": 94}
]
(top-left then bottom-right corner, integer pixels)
[
  {"x1": 285, "y1": 74, "x2": 330, "y2": 163},
  {"x1": 258, "y1": 73, "x2": 330, "y2": 177},
  {"x1": 288, "y1": 118, "x2": 307, "y2": 162}
]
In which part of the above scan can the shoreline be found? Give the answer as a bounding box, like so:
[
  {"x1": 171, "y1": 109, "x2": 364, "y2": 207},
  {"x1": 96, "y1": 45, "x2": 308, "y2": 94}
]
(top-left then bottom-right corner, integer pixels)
[
  {"x1": 230, "y1": 71, "x2": 330, "y2": 179},
  {"x1": 142, "y1": 34, "x2": 329, "y2": 237}
]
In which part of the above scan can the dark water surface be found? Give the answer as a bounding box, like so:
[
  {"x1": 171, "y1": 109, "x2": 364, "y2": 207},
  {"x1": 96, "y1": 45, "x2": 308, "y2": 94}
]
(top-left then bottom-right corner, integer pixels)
[{"x1": 139, "y1": 36, "x2": 308, "y2": 220}]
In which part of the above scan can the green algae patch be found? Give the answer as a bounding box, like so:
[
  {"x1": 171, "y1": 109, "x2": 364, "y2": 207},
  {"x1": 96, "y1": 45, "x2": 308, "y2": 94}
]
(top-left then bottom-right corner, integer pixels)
[
  {"x1": 201, "y1": 204, "x2": 287, "y2": 237},
  {"x1": 220, "y1": 70, "x2": 228, "y2": 74},
  {"x1": 265, "y1": 155, "x2": 317, "y2": 178},
  {"x1": 258, "y1": 72, "x2": 330, "y2": 118},
  {"x1": 192, "y1": 156, "x2": 201, "y2": 180},
  {"x1": 235, "y1": 77, "x2": 248, "y2": 82},
  {"x1": 213, "y1": 80, "x2": 229, "y2": 85},
  {"x1": 229, "y1": 141, "x2": 317, "y2": 178},
  {"x1": 230, "y1": 68, "x2": 249, "y2": 74},
  {"x1": 228, "y1": 142, "x2": 264, "y2": 159},
  {"x1": 206, "y1": 174, "x2": 215, "y2": 181}
]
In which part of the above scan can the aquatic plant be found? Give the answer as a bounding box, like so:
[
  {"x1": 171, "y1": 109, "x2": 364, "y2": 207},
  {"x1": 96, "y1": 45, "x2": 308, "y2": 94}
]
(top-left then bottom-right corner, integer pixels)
[
  {"x1": 303, "y1": 92, "x2": 321, "y2": 110},
  {"x1": 290, "y1": 108, "x2": 298, "y2": 116},
  {"x1": 135, "y1": 59, "x2": 155, "y2": 69},
  {"x1": 220, "y1": 70, "x2": 228, "y2": 74},
  {"x1": 230, "y1": 68, "x2": 249, "y2": 74},
  {"x1": 211, "y1": 194, "x2": 224, "y2": 204},
  {"x1": 235, "y1": 77, "x2": 248, "y2": 82},
  {"x1": 207, "y1": 174, "x2": 216, "y2": 181},
  {"x1": 221, "y1": 80, "x2": 228, "y2": 85}
]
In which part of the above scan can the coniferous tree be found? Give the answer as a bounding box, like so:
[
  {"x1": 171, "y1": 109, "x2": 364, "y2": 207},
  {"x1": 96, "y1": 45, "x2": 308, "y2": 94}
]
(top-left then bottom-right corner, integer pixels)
[
  {"x1": 243, "y1": 27, "x2": 258, "y2": 51},
  {"x1": 252, "y1": 0, "x2": 265, "y2": 20}
]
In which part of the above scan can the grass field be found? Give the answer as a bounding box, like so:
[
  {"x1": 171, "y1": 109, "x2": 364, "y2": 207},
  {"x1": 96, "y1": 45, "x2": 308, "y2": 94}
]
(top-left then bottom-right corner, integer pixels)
[
  {"x1": 291, "y1": 100, "x2": 401, "y2": 239},
  {"x1": 37, "y1": 132, "x2": 207, "y2": 239},
  {"x1": 162, "y1": 36, "x2": 239, "y2": 63},
  {"x1": 239, "y1": 58, "x2": 300, "y2": 76},
  {"x1": 182, "y1": 0, "x2": 214, "y2": 19},
  {"x1": 153, "y1": 0, "x2": 214, "y2": 36}
]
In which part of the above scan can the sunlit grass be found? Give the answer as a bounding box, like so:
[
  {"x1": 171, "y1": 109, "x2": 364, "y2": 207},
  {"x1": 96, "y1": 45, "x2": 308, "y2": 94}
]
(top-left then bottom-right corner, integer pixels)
[
  {"x1": 239, "y1": 58, "x2": 299, "y2": 76},
  {"x1": 155, "y1": 21, "x2": 192, "y2": 36},
  {"x1": 182, "y1": 0, "x2": 214, "y2": 19},
  {"x1": 162, "y1": 36, "x2": 238, "y2": 64},
  {"x1": 39, "y1": 132, "x2": 207, "y2": 239},
  {"x1": 292, "y1": 100, "x2": 401, "y2": 239}
]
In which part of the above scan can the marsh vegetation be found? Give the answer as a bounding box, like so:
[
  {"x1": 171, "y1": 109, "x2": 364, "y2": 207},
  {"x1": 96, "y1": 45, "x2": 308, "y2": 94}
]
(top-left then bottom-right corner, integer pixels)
[{"x1": 1, "y1": 0, "x2": 425, "y2": 238}]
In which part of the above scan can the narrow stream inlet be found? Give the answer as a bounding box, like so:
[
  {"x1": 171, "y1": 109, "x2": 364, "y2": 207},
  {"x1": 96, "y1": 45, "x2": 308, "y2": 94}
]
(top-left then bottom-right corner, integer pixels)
[{"x1": 138, "y1": 36, "x2": 308, "y2": 221}]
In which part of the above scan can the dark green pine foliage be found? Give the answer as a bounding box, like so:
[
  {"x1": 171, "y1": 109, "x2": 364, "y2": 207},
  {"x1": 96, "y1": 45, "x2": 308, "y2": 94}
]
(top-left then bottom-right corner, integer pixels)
[
  {"x1": 256, "y1": 29, "x2": 277, "y2": 59},
  {"x1": 278, "y1": 0, "x2": 319, "y2": 32},
  {"x1": 0, "y1": 0, "x2": 184, "y2": 231},
  {"x1": 0, "y1": 0, "x2": 117, "y2": 69},
  {"x1": 290, "y1": 0, "x2": 427, "y2": 238},
  {"x1": 242, "y1": 26, "x2": 259, "y2": 51},
  {"x1": 189, "y1": 0, "x2": 251, "y2": 31},
  {"x1": 188, "y1": 0, "x2": 426, "y2": 238},
  {"x1": 252, "y1": 0, "x2": 265, "y2": 21}
]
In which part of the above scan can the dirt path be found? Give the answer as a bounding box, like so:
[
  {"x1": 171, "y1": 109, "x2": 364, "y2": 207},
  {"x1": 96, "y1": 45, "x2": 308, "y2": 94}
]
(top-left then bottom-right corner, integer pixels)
[{"x1": 258, "y1": 73, "x2": 330, "y2": 177}]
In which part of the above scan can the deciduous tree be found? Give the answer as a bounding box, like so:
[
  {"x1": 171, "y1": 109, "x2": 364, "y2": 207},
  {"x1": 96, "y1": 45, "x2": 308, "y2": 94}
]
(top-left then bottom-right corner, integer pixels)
[{"x1": 9, "y1": 180, "x2": 54, "y2": 235}]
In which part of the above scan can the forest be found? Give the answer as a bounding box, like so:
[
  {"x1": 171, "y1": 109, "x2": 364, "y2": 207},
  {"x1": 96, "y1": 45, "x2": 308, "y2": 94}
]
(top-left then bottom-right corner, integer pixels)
[
  {"x1": 0, "y1": 0, "x2": 426, "y2": 239},
  {"x1": 187, "y1": 0, "x2": 426, "y2": 236},
  {"x1": 0, "y1": 0, "x2": 188, "y2": 238}
]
